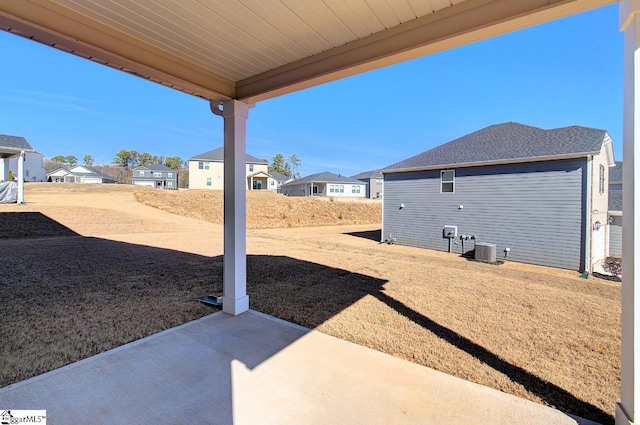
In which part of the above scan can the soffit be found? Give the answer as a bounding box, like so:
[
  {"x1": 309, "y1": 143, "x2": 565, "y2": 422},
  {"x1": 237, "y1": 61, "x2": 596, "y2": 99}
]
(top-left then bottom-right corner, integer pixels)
[{"x1": 0, "y1": 0, "x2": 615, "y2": 104}]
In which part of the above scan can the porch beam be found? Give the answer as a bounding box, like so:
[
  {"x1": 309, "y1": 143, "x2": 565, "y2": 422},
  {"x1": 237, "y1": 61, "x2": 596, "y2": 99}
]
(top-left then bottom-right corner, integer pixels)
[
  {"x1": 619, "y1": 1, "x2": 640, "y2": 423},
  {"x1": 218, "y1": 99, "x2": 249, "y2": 316}
]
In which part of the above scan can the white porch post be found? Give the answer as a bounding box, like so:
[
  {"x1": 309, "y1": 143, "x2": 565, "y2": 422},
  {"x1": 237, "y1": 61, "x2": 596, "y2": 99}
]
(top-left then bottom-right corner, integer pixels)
[
  {"x1": 619, "y1": 1, "x2": 640, "y2": 423},
  {"x1": 17, "y1": 150, "x2": 25, "y2": 204},
  {"x1": 1, "y1": 157, "x2": 9, "y2": 181},
  {"x1": 214, "y1": 99, "x2": 250, "y2": 316}
]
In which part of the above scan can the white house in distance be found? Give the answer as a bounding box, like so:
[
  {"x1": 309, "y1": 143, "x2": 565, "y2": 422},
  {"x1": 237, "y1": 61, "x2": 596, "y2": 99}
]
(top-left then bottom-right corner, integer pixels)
[
  {"x1": 188, "y1": 147, "x2": 275, "y2": 190},
  {"x1": 270, "y1": 171, "x2": 293, "y2": 193},
  {"x1": 9, "y1": 151, "x2": 46, "y2": 182},
  {"x1": 0, "y1": 134, "x2": 34, "y2": 180},
  {"x1": 47, "y1": 165, "x2": 117, "y2": 184},
  {"x1": 281, "y1": 172, "x2": 366, "y2": 198}
]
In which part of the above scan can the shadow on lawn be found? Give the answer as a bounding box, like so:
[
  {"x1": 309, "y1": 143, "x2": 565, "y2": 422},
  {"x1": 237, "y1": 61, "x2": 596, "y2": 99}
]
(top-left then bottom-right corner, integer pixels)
[
  {"x1": 0, "y1": 215, "x2": 611, "y2": 424},
  {"x1": 0, "y1": 212, "x2": 80, "y2": 239},
  {"x1": 369, "y1": 292, "x2": 613, "y2": 425},
  {"x1": 342, "y1": 228, "x2": 381, "y2": 242}
]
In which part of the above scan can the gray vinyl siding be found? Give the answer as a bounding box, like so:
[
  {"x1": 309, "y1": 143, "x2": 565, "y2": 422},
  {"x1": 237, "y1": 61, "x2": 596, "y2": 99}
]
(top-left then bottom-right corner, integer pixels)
[
  {"x1": 609, "y1": 215, "x2": 622, "y2": 258},
  {"x1": 282, "y1": 183, "x2": 311, "y2": 196},
  {"x1": 383, "y1": 159, "x2": 586, "y2": 270},
  {"x1": 370, "y1": 178, "x2": 383, "y2": 199}
]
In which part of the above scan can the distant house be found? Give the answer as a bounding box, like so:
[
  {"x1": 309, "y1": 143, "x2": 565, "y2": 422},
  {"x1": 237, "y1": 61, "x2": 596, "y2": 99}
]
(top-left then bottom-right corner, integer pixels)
[
  {"x1": 281, "y1": 172, "x2": 366, "y2": 198},
  {"x1": 8, "y1": 151, "x2": 46, "y2": 182},
  {"x1": 0, "y1": 134, "x2": 35, "y2": 181},
  {"x1": 132, "y1": 164, "x2": 178, "y2": 189},
  {"x1": 608, "y1": 161, "x2": 622, "y2": 258},
  {"x1": 382, "y1": 122, "x2": 615, "y2": 272},
  {"x1": 269, "y1": 171, "x2": 292, "y2": 193},
  {"x1": 351, "y1": 170, "x2": 384, "y2": 199},
  {"x1": 47, "y1": 165, "x2": 117, "y2": 184},
  {"x1": 188, "y1": 147, "x2": 270, "y2": 190}
]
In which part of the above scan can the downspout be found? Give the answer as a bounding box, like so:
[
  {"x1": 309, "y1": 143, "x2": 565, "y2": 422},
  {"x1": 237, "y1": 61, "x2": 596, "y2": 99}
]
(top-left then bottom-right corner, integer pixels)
[
  {"x1": 584, "y1": 155, "x2": 592, "y2": 273},
  {"x1": 380, "y1": 175, "x2": 385, "y2": 243}
]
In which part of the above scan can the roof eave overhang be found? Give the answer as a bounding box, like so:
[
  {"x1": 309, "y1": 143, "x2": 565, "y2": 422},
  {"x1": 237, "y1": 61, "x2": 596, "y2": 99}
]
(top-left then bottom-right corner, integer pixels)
[
  {"x1": 603, "y1": 132, "x2": 616, "y2": 167},
  {"x1": 381, "y1": 152, "x2": 598, "y2": 174},
  {"x1": 0, "y1": 1, "x2": 235, "y2": 102},
  {"x1": 0, "y1": 0, "x2": 615, "y2": 104},
  {"x1": 236, "y1": 0, "x2": 616, "y2": 104},
  {"x1": 0, "y1": 146, "x2": 35, "y2": 155}
]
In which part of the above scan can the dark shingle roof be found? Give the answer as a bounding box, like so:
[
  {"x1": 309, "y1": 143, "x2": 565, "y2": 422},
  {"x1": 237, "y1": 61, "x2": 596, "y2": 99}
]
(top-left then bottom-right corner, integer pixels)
[
  {"x1": 609, "y1": 161, "x2": 622, "y2": 183},
  {"x1": 283, "y1": 172, "x2": 363, "y2": 186},
  {"x1": 383, "y1": 122, "x2": 609, "y2": 172},
  {"x1": 269, "y1": 171, "x2": 291, "y2": 182},
  {"x1": 0, "y1": 134, "x2": 34, "y2": 152},
  {"x1": 351, "y1": 170, "x2": 383, "y2": 180},
  {"x1": 75, "y1": 166, "x2": 116, "y2": 181},
  {"x1": 138, "y1": 163, "x2": 173, "y2": 172},
  {"x1": 190, "y1": 147, "x2": 267, "y2": 164},
  {"x1": 609, "y1": 190, "x2": 622, "y2": 211}
]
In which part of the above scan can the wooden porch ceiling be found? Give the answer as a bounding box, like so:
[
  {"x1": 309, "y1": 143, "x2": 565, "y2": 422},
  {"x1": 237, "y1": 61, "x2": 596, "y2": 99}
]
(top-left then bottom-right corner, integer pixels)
[{"x1": 0, "y1": 0, "x2": 615, "y2": 105}]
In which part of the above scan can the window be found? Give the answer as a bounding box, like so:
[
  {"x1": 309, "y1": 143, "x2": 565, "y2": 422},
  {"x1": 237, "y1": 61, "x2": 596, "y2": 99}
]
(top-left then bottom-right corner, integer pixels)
[
  {"x1": 340, "y1": 185, "x2": 344, "y2": 193},
  {"x1": 249, "y1": 164, "x2": 254, "y2": 172},
  {"x1": 330, "y1": 185, "x2": 335, "y2": 193},
  {"x1": 356, "y1": 186, "x2": 361, "y2": 194},
  {"x1": 198, "y1": 161, "x2": 209, "y2": 170},
  {"x1": 599, "y1": 164, "x2": 605, "y2": 194},
  {"x1": 168, "y1": 172, "x2": 173, "y2": 178},
  {"x1": 154, "y1": 172, "x2": 162, "y2": 177},
  {"x1": 441, "y1": 170, "x2": 454, "y2": 193},
  {"x1": 206, "y1": 178, "x2": 212, "y2": 186},
  {"x1": 352, "y1": 186, "x2": 356, "y2": 194}
]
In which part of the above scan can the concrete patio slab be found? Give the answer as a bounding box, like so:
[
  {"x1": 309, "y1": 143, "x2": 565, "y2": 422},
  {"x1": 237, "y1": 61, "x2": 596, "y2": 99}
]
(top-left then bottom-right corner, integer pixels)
[{"x1": 0, "y1": 310, "x2": 598, "y2": 425}]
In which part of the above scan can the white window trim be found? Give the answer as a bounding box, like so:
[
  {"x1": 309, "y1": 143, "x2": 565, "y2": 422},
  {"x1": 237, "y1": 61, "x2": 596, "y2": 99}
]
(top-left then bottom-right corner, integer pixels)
[{"x1": 441, "y1": 170, "x2": 455, "y2": 193}]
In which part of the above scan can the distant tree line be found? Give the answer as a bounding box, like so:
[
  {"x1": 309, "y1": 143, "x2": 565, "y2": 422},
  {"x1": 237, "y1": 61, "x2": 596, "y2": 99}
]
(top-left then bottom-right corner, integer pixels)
[
  {"x1": 43, "y1": 149, "x2": 303, "y2": 188},
  {"x1": 269, "y1": 153, "x2": 302, "y2": 178},
  {"x1": 44, "y1": 149, "x2": 187, "y2": 187}
]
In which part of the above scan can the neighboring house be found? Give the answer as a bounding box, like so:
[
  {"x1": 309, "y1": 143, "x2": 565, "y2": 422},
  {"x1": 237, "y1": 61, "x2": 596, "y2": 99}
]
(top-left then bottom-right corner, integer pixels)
[
  {"x1": 269, "y1": 171, "x2": 292, "y2": 193},
  {"x1": 47, "y1": 165, "x2": 117, "y2": 184},
  {"x1": 281, "y1": 172, "x2": 366, "y2": 198},
  {"x1": 608, "y1": 161, "x2": 623, "y2": 258},
  {"x1": 8, "y1": 151, "x2": 46, "y2": 182},
  {"x1": 132, "y1": 164, "x2": 178, "y2": 189},
  {"x1": 188, "y1": 147, "x2": 270, "y2": 190},
  {"x1": 0, "y1": 134, "x2": 34, "y2": 181},
  {"x1": 382, "y1": 122, "x2": 615, "y2": 272},
  {"x1": 351, "y1": 170, "x2": 384, "y2": 199}
]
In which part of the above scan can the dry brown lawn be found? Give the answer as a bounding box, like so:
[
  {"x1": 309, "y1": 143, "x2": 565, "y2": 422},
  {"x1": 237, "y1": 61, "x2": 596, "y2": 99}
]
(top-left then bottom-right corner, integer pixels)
[
  {"x1": 0, "y1": 183, "x2": 620, "y2": 425},
  {"x1": 134, "y1": 188, "x2": 382, "y2": 228}
]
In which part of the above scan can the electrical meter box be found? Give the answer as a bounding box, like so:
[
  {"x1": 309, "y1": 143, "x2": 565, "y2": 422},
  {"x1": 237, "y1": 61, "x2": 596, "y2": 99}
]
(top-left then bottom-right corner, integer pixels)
[{"x1": 443, "y1": 225, "x2": 457, "y2": 238}]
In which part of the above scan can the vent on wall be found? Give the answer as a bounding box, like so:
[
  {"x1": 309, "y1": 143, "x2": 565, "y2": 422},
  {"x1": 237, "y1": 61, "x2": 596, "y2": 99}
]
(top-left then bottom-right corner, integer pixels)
[{"x1": 475, "y1": 243, "x2": 496, "y2": 263}]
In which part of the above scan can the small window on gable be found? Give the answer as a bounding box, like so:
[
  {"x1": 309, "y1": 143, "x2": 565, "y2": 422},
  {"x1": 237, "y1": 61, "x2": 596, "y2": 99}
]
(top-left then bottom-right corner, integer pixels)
[
  {"x1": 599, "y1": 164, "x2": 605, "y2": 194},
  {"x1": 249, "y1": 164, "x2": 254, "y2": 172},
  {"x1": 441, "y1": 170, "x2": 455, "y2": 193}
]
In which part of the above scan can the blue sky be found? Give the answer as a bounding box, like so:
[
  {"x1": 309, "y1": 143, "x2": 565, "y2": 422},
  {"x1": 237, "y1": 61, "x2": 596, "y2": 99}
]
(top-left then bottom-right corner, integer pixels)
[{"x1": 0, "y1": 3, "x2": 623, "y2": 177}]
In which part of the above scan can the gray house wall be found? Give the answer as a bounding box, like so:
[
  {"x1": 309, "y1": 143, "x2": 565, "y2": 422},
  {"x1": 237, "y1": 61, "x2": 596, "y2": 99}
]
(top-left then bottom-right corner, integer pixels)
[
  {"x1": 369, "y1": 178, "x2": 383, "y2": 199},
  {"x1": 609, "y1": 215, "x2": 622, "y2": 258},
  {"x1": 383, "y1": 159, "x2": 587, "y2": 270}
]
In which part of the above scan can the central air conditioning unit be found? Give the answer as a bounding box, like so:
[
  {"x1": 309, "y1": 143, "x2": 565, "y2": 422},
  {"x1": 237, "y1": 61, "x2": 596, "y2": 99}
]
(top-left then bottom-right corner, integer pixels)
[{"x1": 475, "y1": 242, "x2": 497, "y2": 263}]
